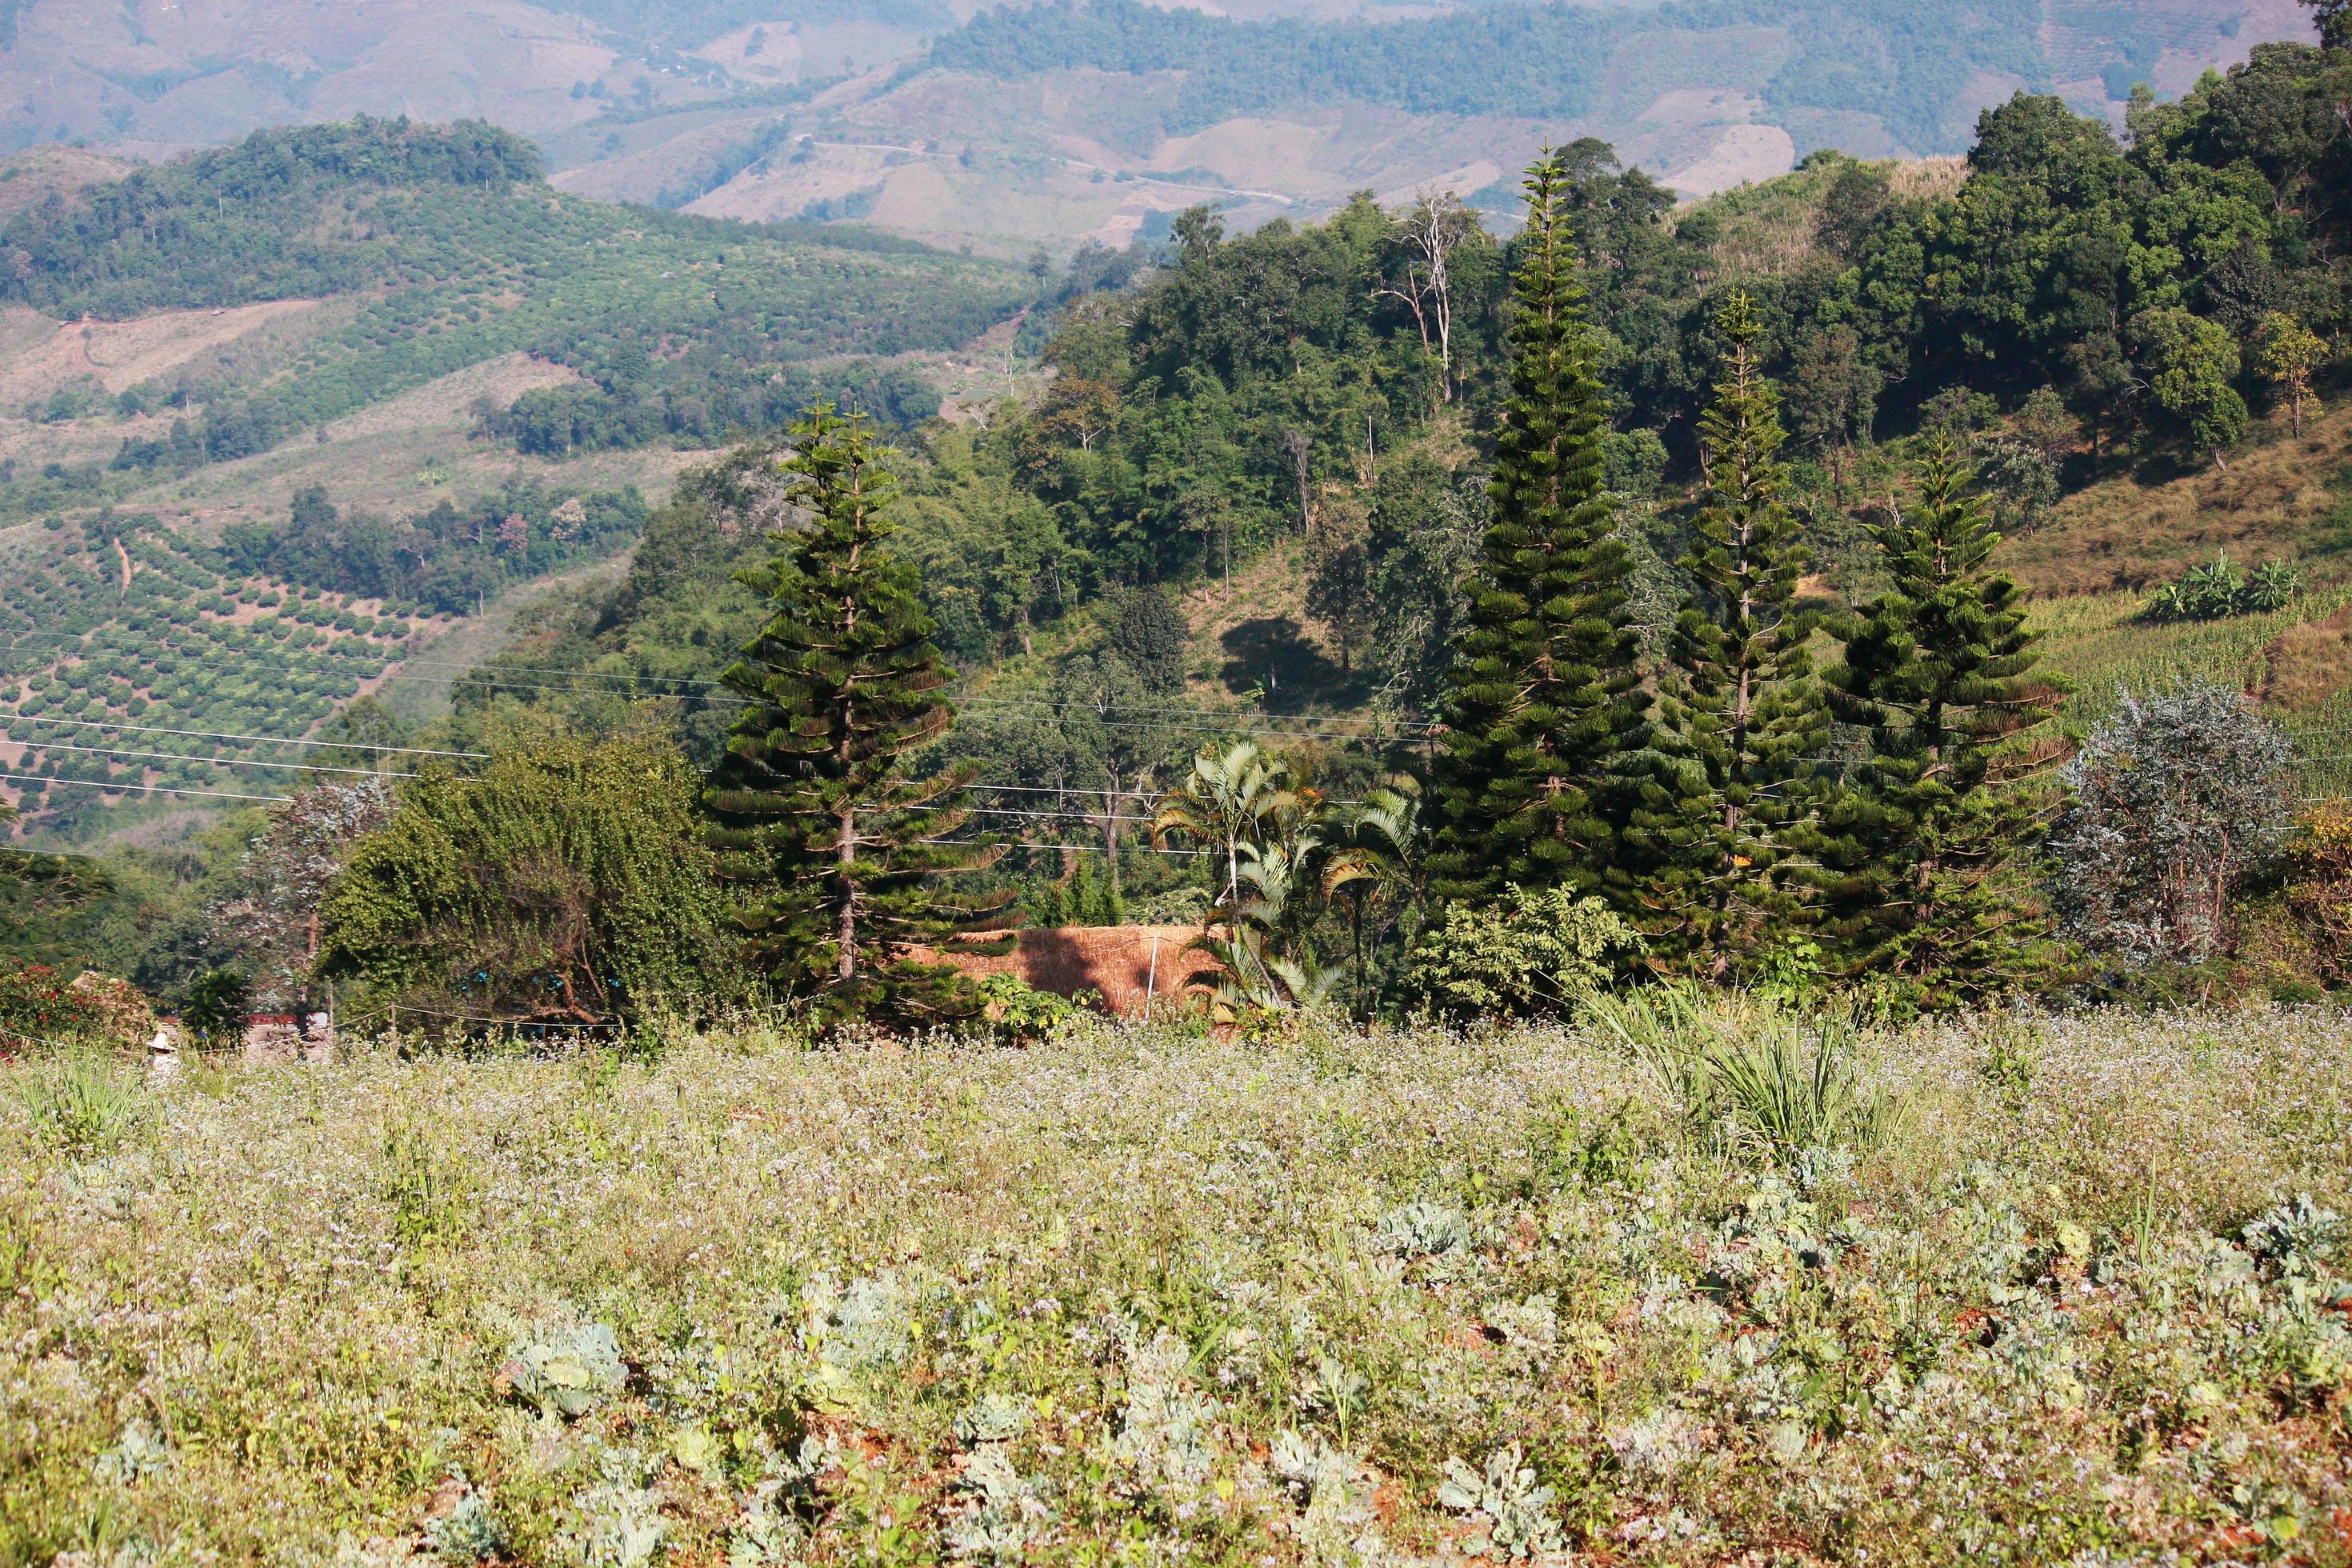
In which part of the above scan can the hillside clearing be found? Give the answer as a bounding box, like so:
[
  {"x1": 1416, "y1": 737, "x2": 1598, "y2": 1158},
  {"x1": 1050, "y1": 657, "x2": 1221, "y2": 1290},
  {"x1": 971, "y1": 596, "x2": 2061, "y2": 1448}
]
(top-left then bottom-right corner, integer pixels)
[
  {"x1": 2001, "y1": 403, "x2": 2352, "y2": 599},
  {"x1": 0, "y1": 299, "x2": 328, "y2": 408}
]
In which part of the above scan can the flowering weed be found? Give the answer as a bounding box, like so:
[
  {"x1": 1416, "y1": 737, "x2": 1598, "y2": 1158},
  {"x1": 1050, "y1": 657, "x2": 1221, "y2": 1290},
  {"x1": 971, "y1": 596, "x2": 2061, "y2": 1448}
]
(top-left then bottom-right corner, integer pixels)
[{"x1": 5, "y1": 1009, "x2": 2352, "y2": 1562}]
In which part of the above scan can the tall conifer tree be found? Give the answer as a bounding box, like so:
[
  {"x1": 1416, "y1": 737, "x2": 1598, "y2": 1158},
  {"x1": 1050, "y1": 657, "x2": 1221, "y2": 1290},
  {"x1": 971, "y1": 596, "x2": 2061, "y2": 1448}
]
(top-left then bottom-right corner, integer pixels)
[
  {"x1": 1430, "y1": 150, "x2": 1646, "y2": 902},
  {"x1": 704, "y1": 403, "x2": 1009, "y2": 1023},
  {"x1": 1634, "y1": 292, "x2": 1827, "y2": 972},
  {"x1": 1809, "y1": 439, "x2": 2064, "y2": 1007}
]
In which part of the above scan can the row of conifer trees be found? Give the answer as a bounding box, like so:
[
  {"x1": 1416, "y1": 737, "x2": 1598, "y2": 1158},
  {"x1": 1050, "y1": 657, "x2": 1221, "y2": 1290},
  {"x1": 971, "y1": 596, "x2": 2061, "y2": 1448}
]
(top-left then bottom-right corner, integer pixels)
[
  {"x1": 705, "y1": 151, "x2": 2066, "y2": 1020},
  {"x1": 1431, "y1": 154, "x2": 2064, "y2": 1009}
]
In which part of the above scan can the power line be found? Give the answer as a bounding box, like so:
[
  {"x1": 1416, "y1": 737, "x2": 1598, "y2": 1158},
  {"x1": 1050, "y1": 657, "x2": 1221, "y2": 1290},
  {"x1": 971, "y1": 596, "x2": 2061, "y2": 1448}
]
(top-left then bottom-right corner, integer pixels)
[
  {"x1": 883, "y1": 802, "x2": 1158, "y2": 824},
  {"x1": 6, "y1": 630, "x2": 1433, "y2": 743},
  {"x1": 963, "y1": 696, "x2": 1436, "y2": 732},
  {"x1": 8, "y1": 625, "x2": 1423, "y2": 729},
  {"x1": 0, "y1": 738, "x2": 414, "y2": 780},
  {"x1": 0, "y1": 770, "x2": 289, "y2": 805},
  {"x1": 2, "y1": 714, "x2": 483, "y2": 758},
  {"x1": 924, "y1": 835, "x2": 1213, "y2": 857}
]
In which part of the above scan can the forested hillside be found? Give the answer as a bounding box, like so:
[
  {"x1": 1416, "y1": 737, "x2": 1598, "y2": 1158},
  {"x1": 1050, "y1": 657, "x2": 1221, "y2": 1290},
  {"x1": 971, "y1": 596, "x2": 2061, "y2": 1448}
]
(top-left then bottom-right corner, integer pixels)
[
  {"x1": 14, "y1": 19, "x2": 2352, "y2": 1563},
  {"x1": 10, "y1": 38, "x2": 2352, "y2": 1020},
  {"x1": 406, "y1": 46, "x2": 2352, "y2": 998}
]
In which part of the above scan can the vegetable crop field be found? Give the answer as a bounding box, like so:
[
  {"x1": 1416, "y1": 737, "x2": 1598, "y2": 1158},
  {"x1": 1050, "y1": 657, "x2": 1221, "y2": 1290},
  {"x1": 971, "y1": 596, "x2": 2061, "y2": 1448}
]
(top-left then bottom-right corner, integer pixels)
[{"x1": 6, "y1": 1005, "x2": 2352, "y2": 1563}]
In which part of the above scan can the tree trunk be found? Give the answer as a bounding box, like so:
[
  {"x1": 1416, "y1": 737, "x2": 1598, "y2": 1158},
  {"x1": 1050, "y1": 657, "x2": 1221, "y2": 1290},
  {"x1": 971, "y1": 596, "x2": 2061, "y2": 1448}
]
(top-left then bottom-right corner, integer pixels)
[
  {"x1": 1102, "y1": 782, "x2": 1122, "y2": 906},
  {"x1": 836, "y1": 802, "x2": 857, "y2": 982}
]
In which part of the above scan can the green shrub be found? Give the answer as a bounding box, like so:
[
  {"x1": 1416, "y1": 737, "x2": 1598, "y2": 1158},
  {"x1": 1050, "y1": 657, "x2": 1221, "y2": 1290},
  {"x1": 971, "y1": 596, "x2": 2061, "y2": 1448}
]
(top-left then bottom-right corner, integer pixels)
[
  {"x1": 974, "y1": 974, "x2": 1093, "y2": 1042},
  {"x1": 0, "y1": 962, "x2": 119, "y2": 1051},
  {"x1": 1402, "y1": 886, "x2": 1645, "y2": 1020}
]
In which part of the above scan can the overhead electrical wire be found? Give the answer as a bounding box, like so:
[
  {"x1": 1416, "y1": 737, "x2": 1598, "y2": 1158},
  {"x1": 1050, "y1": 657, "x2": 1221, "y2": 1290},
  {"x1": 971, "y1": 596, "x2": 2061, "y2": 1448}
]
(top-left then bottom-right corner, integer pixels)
[
  {"x1": 2, "y1": 714, "x2": 483, "y2": 758},
  {"x1": 5, "y1": 628, "x2": 1434, "y2": 734},
  {"x1": 923, "y1": 834, "x2": 1212, "y2": 857},
  {"x1": 0, "y1": 738, "x2": 414, "y2": 780},
  {"x1": 0, "y1": 769, "x2": 289, "y2": 804}
]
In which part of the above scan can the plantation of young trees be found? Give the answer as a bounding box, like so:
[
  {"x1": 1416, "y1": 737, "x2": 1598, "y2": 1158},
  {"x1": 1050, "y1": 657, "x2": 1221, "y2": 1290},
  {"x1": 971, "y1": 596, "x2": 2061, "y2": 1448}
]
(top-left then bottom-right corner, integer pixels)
[{"x1": 0, "y1": 118, "x2": 1030, "y2": 527}]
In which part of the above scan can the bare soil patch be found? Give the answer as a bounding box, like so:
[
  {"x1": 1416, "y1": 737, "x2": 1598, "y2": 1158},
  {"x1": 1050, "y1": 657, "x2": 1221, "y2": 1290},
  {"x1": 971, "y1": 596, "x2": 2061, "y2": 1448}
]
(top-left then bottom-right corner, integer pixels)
[{"x1": 0, "y1": 300, "x2": 325, "y2": 408}]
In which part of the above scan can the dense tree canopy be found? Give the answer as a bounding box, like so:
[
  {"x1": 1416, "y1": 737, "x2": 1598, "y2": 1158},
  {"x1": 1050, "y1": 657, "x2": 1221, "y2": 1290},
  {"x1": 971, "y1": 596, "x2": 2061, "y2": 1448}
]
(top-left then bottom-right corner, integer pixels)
[{"x1": 318, "y1": 736, "x2": 735, "y2": 1022}]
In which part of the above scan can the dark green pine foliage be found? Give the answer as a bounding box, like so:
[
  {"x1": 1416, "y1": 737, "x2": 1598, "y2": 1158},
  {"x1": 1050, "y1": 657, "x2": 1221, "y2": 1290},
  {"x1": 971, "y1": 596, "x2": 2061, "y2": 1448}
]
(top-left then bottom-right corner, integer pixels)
[
  {"x1": 703, "y1": 403, "x2": 1010, "y2": 1025},
  {"x1": 1430, "y1": 150, "x2": 1647, "y2": 902},
  {"x1": 1810, "y1": 439, "x2": 2065, "y2": 1009},
  {"x1": 1634, "y1": 291, "x2": 1828, "y2": 974}
]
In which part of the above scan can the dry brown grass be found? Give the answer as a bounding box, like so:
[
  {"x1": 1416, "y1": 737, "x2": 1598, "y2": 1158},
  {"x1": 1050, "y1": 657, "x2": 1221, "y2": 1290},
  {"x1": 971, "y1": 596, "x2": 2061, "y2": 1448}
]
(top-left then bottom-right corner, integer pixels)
[
  {"x1": 0, "y1": 299, "x2": 330, "y2": 406},
  {"x1": 1887, "y1": 154, "x2": 1970, "y2": 202},
  {"x1": 2261, "y1": 604, "x2": 2352, "y2": 710},
  {"x1": 1999, "y1": 406, "x2": 2352, "y2": 598}
]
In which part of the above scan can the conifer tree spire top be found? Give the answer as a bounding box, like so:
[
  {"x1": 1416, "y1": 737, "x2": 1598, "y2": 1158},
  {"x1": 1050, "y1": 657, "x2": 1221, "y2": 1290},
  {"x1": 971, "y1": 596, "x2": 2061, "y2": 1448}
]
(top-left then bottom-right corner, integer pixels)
[{"x1": 1430, "y1": 149, "x2": 1646, "y2": 903}]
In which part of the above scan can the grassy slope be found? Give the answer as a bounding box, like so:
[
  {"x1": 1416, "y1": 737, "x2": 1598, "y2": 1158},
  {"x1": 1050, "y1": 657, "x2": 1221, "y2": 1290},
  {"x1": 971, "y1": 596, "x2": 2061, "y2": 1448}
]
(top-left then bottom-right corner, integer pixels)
[
  {"x1": 2002, "y1": 402, "x2": 2352, "y2": 786},
  {"x1": 2003, "y1": 404, "x2": 2352, "y2": 601},
  {"x1": 4, "y1": 1008, "x2": 2350, "y2": 1559}
]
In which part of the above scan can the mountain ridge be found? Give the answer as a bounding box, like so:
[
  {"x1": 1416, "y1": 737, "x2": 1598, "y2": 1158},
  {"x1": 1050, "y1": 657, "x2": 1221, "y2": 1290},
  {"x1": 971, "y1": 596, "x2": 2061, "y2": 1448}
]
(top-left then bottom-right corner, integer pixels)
[{"x1": 0, "y1": 0, "x2": 2317, "y2": 258}]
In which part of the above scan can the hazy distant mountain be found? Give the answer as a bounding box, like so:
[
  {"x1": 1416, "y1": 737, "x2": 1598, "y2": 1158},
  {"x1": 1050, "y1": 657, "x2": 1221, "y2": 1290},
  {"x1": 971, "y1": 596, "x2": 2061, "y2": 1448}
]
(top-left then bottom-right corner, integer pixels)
[{"x1": 0, "y1": 0, "x2": 2320, "y2": 255}]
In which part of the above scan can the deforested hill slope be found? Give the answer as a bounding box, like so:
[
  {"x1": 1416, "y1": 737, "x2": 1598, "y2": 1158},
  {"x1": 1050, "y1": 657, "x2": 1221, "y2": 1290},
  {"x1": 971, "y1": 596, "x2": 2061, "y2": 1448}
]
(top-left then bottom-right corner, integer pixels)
[
  {"x1": 680, "y1": 0, "x2": 2315, "y2": 254},
  {"x1": 0, "y1": 1, "x2": 2317, "y2": 258},
  {"x1": 0, "y1": 116, "x2": 1028, "y2": 529}
]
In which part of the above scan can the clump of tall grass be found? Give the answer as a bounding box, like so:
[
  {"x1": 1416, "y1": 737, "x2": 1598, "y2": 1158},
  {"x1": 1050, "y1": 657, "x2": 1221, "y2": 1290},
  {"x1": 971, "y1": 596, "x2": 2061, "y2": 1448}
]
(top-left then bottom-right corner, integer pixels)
[
  {"x1": 15, "y1": 1049, "x2": 147, "y2": 1154},
  {"x1": 1586, "y1": 986, "x2": 1884, "y2": 1166}
]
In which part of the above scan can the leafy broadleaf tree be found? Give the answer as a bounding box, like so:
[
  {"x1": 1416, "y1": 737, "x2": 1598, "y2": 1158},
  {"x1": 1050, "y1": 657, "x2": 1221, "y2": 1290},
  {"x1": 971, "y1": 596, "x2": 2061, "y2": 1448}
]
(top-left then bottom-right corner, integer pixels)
[
  {"x1": 1808, "y1": 441, "x2": 2066, "y2": 1009},
  {"x1": 703, "y1": 404, "x2": 1010, "y2": 1024},
  {"x1": 318, "y1": 738, "x2": 731, "y2": 1022},
  {"x1": 2306, "y1": 0, "x2": 2352, "y2": 50},
  {"x1": 1634, "y1": 292, "x2": 1828, "y2": 974},
  {"x1": 2257, "y1": 311, "x2": 2327, "y2": 436},
  {"x1": 2048, "y1": 682, "x2": 2293, "y2": 969},
  {"x1": 1430, "y1": 150, "x2": 1646, "y2": 902},
  {"x1": 2130, "y1": 308, "x2": 2249, "y2": 471},
  {"x1": 1108, "y1": 584, "x2": 1191, "y2": 694},
  {"x1": 213, "y1": 778, "x2": 393, "y2": 1012}
]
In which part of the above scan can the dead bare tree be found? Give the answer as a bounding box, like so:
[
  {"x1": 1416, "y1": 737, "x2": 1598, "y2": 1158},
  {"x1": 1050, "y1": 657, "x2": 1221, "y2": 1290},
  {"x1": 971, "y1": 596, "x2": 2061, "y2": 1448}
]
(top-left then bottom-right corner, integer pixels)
[
  {"x1": 1280, "y1": 426, "x2": 1314, "y2": 538},
  {"x1": 1376, "y1": 190, "x2": 1477, "y2": 406}
]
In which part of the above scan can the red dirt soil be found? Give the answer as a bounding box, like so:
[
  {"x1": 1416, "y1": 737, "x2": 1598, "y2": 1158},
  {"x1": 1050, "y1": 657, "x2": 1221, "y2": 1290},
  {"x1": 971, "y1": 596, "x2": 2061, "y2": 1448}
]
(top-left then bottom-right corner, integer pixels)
[{"x1": 915, "y1": 925, "x2": 1222, "y2": 1015}]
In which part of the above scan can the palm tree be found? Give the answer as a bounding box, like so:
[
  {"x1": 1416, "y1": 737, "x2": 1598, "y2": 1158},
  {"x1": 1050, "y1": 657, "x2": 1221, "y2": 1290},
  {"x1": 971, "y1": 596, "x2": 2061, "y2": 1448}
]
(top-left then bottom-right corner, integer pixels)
[
  {"x1": 1155, "y1": 740, "x2": 1350, "y2": 1018},
  {"x1": 1192, "y1": 836, "x2": 1342, "y2": 1018},
  {"x1": 1151, "y1": 741, "x2": 1318, "y2": 904},
  {"x1": 1320, "y1": 783, "x2": 1424, "y2": 1019}
]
